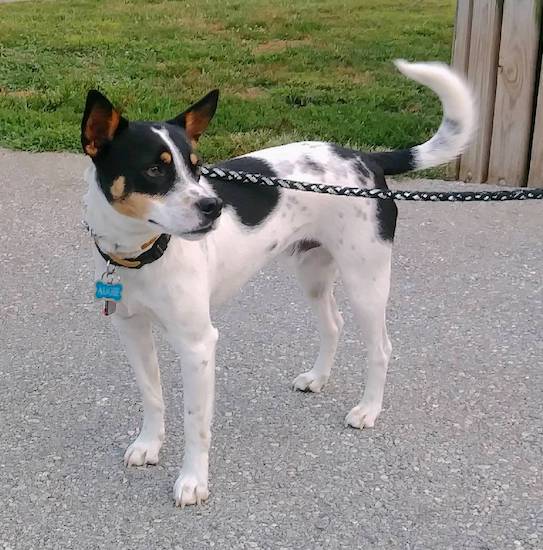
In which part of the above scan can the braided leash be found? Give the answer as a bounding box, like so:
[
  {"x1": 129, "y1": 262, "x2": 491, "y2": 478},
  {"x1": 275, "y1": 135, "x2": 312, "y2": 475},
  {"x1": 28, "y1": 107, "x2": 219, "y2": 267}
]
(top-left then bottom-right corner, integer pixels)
[{"x1": 201, "y1": 166, "x2": 543, "y2": 202}]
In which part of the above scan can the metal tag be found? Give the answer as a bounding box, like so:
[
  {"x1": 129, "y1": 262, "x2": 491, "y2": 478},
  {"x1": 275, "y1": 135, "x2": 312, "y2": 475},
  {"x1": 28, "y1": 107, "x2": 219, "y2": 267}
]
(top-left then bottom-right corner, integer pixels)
[
  {"x1": 102, "y1": 300, "x2": 117, "y2": 316},
  {"x1": 95, "y1": 261, "x2": 122, "y2": 316}
]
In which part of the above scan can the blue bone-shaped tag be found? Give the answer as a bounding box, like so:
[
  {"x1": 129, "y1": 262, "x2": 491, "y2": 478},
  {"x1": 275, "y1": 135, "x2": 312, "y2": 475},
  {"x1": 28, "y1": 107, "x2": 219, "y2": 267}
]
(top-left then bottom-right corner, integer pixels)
[{"x1": 95, "y1": 281, "x2": 123, "y2": 302}]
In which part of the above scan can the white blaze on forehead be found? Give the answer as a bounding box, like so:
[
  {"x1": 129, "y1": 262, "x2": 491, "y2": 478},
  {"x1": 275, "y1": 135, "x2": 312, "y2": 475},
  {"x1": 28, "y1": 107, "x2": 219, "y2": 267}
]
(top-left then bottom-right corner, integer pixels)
[{"x1": 151, "y1": 126, "x2": 195, "y2": 185}]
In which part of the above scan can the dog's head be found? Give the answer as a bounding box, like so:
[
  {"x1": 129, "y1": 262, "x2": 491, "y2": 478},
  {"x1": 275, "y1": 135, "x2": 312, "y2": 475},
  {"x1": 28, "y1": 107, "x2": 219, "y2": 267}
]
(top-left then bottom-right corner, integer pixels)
[{"x1": 81, "y1": 89, "x2": 222, "y2": 239}]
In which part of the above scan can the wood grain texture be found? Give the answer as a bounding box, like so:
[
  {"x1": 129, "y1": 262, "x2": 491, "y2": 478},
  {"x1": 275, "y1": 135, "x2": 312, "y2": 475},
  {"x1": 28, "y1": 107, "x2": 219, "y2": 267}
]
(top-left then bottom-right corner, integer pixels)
[
  {"x1": 448, "y1": 0, "x2": 473, "y2": 180},
  {"x1": 458, "y1": 0, "x2": 502, "y2": 184},
  {"x1": 451, "y1": 0, "x2": 474, "y2": 74},
  {"x1": 488, "y1": 0, "x2": 541, "y2": 186},
  {"x1": 528, "y1": 52, "x2": 543, "y2": 187}
]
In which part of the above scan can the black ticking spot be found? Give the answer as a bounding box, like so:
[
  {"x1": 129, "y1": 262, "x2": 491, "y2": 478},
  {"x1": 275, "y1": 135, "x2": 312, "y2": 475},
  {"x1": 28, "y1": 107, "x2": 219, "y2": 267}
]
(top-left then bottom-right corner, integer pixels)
[
  {"x1": 303, "y1": 156, "x2": 325, "y2": 174},
  {"x1": 329, "y1": 144, "x2": 398, "y2": 242},
  {"x1": 443, "y1": 117, "x2": 462, "y2": 135},
  {"x1": 267, "y1": 241, "x2": 278, "y2": 252},
  {"x1": 211, "y1": 156, "x2": 280, "y2": 226},
  {"x1": 431, "y1": 117, "x2": 462, "y2": 152},
  {"x1": 427, "y1": 118, "x2": 461, "y2": 153}
]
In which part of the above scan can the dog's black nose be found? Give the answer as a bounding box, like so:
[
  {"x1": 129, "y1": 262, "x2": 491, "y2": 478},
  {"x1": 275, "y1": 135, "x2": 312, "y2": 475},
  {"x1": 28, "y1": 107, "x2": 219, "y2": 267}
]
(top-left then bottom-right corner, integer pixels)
[{"x1": 196, "y1": 197, "x2": 223, "y2": 220}]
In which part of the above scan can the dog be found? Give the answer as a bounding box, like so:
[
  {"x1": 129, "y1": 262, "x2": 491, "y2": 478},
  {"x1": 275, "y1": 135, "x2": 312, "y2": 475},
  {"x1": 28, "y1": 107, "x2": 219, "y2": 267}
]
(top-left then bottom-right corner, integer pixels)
[{"x1": 82, "y1": 60, "x2": 474, "y2": 506}]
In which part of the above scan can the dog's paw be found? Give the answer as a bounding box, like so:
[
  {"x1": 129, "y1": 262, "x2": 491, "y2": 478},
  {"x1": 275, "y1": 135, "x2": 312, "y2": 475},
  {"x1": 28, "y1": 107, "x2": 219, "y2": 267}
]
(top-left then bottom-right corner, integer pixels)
[
  {"x1": 293, "y1": 370, "x2": 328, "y2": 393},
  {"x1": 345, "y1": 402, "x2": 382, "y2": 429},
  {"x1": 173, "y1": 471, "x2": 209, "y2": 507},
  {"x1": 124, "y1": 436, "x2": 163, "y2": 466}
]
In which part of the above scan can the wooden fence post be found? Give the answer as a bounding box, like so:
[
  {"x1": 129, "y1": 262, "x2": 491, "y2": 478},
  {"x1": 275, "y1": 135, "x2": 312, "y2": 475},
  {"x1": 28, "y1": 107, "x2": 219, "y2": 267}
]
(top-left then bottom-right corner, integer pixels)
[
  {"x1": 528, "y1": 51, "x2": 543, "y2": 187},
  {"x1": 487, "y1": 0, "x2": 542, "y2": 186},
  {"x1": 458, "y1": 0, "x2": 502, "y2": 184},
  {"x1": 448, "y1": 0, "x2": 473, "y2": 180}
]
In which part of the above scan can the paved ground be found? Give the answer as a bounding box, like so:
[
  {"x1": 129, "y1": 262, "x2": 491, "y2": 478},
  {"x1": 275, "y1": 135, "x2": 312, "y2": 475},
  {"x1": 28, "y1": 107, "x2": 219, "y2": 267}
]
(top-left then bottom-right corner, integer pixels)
[{"x1": 1, "y1": 148, "x2": 541, "y2": 550}]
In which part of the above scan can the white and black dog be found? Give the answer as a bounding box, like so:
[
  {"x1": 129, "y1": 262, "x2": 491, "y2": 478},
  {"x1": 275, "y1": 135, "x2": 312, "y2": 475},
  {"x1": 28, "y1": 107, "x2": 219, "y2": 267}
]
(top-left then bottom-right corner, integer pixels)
[{"x1": 82, "y1": 60, "x2": 474, "y2": 506}]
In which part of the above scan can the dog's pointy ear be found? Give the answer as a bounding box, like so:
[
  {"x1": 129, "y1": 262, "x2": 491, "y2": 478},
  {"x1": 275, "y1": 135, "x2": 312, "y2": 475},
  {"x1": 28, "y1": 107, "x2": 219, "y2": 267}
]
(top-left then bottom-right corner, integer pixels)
[
  {"x1": 81, "y1": 90, "x2": 128, "y2": 158},
  {"x1": 167, "y1": 89, "x2": 219, "y2": 146}
]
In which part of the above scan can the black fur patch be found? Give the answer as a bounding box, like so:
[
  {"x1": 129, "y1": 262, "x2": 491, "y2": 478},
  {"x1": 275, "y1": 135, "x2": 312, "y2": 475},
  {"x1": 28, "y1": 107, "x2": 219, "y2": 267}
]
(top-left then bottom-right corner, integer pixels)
[
  {"x1": 372, "y1": 166, "x2": 398, "y2": 242},
  {"x1": 329, "y1": 144, "x2": 397, "y2": 241},
  {"x1": 331, "y1": 143, "x2": 415, "y2": 177},
  {"x1": 90, "y1": 122, "x2": 198, "y2": 202},
  {"x1": 354, "y1": 158, "x2": 371, "y2": 179},
  {"x1": 210, "y1": 156, "x2": 280, "y2": 226},
  {"x1": 366, "y1": 149, "x2": 415, "y2": 176}
]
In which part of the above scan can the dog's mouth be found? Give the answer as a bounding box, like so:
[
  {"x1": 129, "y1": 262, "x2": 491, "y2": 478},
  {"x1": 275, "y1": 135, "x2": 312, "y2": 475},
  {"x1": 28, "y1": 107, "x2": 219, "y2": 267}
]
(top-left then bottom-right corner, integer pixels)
[
  {"x1": 147, "y1": 219, "x2": 216, "y2": 238},
  {"x1": 186, "y1": 225, "x2": 213, "y2": 235},
  {"x1": 180, "y1": 221, "x2": 218, "y2": 239}
]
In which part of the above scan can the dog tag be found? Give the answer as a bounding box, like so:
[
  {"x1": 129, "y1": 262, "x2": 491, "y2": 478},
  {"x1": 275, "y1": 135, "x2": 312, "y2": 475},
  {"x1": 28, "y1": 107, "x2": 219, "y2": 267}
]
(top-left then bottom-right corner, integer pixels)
[
  {"x1": 95, "y1": 262, "x2": 123, "y2": 316},
  {"x1": 95, "y1": 280, "x2": 123, "y2": 301},
  {"x1": 102, "y1": 300, "x2": 116, "y2": 316}
]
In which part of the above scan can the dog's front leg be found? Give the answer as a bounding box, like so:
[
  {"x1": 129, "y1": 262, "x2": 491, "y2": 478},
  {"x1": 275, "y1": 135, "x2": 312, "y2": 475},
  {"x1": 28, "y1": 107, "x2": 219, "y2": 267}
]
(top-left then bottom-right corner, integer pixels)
[
  {"x1": 111, "y1": 314, "x2": 165, "y2": 466},
  {"x1": 169, "y1": 323, "x2": 218, "y2": 507}
]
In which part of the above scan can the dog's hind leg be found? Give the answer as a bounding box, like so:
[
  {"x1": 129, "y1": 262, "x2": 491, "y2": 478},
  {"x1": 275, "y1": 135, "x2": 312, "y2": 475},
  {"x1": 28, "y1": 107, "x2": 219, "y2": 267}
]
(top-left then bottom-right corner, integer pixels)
[
  {"x1": 336, "y1": 242, "x2": 393, "y2": 429},
  {"x1": 112, "y1": 314, "x2": 165, "y2": 466},
  {"x1": 290, "y1": 245, "x2": 343, "y2": 393}
]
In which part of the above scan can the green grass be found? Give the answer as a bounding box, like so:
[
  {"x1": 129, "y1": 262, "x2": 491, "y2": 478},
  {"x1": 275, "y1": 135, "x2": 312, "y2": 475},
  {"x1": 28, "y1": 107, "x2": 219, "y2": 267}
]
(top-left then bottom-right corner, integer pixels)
[{"x1": 0, "y1": 0, "x2": 455, "y2": 165}]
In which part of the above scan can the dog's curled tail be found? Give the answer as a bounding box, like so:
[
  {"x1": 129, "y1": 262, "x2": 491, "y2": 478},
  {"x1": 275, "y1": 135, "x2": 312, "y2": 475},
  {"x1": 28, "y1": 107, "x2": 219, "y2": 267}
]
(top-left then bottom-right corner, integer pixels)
[{"x1": 369, "y1": 60, "x2": 475, "y2": 175}]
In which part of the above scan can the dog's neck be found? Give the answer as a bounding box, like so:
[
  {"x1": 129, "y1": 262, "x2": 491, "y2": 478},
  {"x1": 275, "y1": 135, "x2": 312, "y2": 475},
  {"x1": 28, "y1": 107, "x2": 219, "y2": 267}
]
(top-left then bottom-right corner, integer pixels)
[{"x1": 83, "y1": 165, "x2": 159, "y2": 256}]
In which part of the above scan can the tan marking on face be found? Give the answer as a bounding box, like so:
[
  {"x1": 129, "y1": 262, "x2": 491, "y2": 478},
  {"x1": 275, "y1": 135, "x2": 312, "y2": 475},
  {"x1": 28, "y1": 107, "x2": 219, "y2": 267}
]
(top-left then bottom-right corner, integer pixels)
[
  {"x1": 160, "y1": 151, "x2": 172, "y2": 164},
  {"x1": 190, "y1": 153, "x2": 199, "y2": 166},
  {"x1": 112, "y1": 192, "x2": 155, "y2": 220},
  {"x1": 85, "y1": 143, "x2": 98, "y2": 157},
  {"x1": 110, "y1": 176, "x2": 126, "y2": 199}
]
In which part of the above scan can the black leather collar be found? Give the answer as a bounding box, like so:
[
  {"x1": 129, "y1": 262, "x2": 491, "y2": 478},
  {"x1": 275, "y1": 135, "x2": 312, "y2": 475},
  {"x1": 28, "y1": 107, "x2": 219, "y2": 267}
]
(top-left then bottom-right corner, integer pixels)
[{"x1": 95, "y1": 233, "x2": 171, "y2": 269}]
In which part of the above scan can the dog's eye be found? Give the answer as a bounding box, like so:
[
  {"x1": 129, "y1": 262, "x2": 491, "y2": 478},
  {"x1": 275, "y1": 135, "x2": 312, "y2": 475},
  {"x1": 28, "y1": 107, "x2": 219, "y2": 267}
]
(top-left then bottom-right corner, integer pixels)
[{"x1": 146, "y1": 165, "x2": 165, "y2": 178}]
